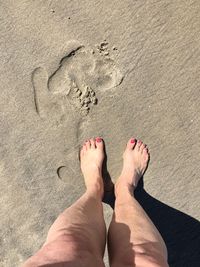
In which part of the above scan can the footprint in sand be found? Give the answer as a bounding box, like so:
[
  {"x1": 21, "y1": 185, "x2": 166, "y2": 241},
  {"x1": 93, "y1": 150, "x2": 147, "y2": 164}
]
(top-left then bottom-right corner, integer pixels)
[
  {"x1": 32, "y1": 40, "x2": 123, "y2": 123},
  {"x1": 32, "y1": 40, "x2": 123, "y2": 182}
]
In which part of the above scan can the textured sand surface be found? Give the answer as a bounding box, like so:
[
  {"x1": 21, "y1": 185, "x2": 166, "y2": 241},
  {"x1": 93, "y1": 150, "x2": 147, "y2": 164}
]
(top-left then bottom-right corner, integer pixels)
[{"x1": 0, "y1": 1, "x2": 200, "y2": 266}]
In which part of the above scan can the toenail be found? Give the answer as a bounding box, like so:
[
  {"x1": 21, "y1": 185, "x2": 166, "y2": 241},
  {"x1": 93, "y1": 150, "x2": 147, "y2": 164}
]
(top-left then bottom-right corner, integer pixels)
[
  {"x1": 96, "y1": 137, "x2": 102, "y2": 142},
  {"x1": 130, "y1": 138, "x2": 135, "y2": 143}
]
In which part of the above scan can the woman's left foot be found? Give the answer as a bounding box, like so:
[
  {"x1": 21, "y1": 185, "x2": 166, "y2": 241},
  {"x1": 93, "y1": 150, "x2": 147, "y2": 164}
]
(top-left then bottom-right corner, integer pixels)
[
  {"x1": 80, "y1": 137, "x2": 105, "y2": 198},
  {"x1": 115, "y1": 138, "x2": 150, "y2": 192}
]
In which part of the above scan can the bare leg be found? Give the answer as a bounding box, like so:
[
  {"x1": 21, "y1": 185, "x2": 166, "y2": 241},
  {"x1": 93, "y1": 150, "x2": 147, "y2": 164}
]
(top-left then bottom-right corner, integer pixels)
[
  {"x1": 108, "y1": 138, "x2": 169, "y2": 267},
  {"x1": 23, "y1": 137, "x2": 106, "y2": 267}
]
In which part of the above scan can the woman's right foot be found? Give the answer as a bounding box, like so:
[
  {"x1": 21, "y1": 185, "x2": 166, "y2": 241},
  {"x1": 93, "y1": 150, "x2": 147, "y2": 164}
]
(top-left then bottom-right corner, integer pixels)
[{"x1": 115, "y1": 138, "x2": 150, "y2": 192}]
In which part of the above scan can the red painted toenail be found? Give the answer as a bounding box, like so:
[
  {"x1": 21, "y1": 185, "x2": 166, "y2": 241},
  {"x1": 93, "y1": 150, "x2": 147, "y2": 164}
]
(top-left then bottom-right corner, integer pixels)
[
  {"x1": 130, "y1": 138, "x2": 135, "y2": 143},
  {"x1": 96, "y1": 137, "x2": 102, "y2": 142}
]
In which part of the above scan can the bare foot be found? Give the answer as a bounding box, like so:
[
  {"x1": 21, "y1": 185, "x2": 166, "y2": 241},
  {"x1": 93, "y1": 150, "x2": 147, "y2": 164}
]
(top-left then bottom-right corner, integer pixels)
[
  {"x1": 80, "y1": 137, "x2": 104, "y2": 198},
  {"x1": 116, "y1": 138, "x2": 150, "y2": 191}
]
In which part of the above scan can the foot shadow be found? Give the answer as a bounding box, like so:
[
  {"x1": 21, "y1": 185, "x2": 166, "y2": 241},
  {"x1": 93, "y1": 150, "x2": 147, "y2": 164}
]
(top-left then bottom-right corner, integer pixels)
[
  {"x1": 102, "y1": 143, "x2": 115, "y2": 205},
  {"x1": 103, "y1": 173, "x2": 200, "y2": 267}
]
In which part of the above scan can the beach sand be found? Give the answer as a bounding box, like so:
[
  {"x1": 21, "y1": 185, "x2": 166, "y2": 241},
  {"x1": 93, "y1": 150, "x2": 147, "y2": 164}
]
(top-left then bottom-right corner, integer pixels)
[{"x1": 0, "y1": 1, "x2": 200, "y2": 266}]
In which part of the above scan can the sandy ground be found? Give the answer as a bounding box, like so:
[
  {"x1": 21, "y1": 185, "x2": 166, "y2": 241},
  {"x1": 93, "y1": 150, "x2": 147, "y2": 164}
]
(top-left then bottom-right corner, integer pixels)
[{"x1": 0, "y1": 1, "x2": 200, "y2": 266}]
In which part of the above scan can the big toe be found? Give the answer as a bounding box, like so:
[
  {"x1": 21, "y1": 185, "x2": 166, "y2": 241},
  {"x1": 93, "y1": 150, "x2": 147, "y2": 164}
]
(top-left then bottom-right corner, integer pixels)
[
  {"x1": 127, "y1": 138, "x2": 136, "y2": 150},
  {"x1": 95, "y1": 137, "x2": 104, "y2": 150}
]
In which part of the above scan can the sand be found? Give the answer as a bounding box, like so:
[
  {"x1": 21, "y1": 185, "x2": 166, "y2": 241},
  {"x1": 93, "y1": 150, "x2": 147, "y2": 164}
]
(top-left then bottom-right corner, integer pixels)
[{"x1": 0, "y1": 1, "x2": 200, "y2": 266}]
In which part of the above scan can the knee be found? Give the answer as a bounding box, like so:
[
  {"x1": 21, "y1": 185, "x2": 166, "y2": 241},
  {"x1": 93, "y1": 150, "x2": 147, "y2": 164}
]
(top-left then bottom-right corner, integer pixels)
[
  {"x1": 134, "y1": 243, "x2": 169, "y2": 267},
  {"x1": 111, "y1": 255, "x2": 168, "y2": 267},
  {"x1": 110, "y1": 243, "x2": 168, "y2": 267},
  {"x1": 45, "y1": 238, "x2": 105, "y2": 267},
  {"x1": 23, "y1": 240, "x2": 104, "y2": 267},
  {"x1": 25, "y1": 239, "x2": 97, "y2": 266},
  {"x1": 135, "y1": 254, "x2": 169, "y2": 267},
  {"x1": 45, "y1": 233, "x2": 94, "y2": 256}
]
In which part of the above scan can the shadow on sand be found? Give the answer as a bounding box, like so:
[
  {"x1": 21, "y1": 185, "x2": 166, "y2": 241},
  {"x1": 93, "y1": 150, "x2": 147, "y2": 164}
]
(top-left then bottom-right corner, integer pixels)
[{"x1": 103, "y1": 176, "x2": 200, "y2": 267}]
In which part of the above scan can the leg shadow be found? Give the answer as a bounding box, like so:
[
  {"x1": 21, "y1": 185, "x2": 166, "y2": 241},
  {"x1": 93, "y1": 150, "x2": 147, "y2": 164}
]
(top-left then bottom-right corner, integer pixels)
[{"x1": 134, "y1": 178, "x2": 200, "y2": 267}]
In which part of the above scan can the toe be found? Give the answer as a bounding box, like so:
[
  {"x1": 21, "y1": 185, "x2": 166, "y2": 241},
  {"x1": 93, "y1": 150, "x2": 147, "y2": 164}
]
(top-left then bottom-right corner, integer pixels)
[
  {"x1": 140, "y1": 143, "x2": 146, "y2": 152},
  {"x1": 127, "y1": 138, "x2": 136, "y2": 150},
  {"x1": 82, "y1": 140, "x2": 87, "y2": 149},
  {"x1": 143, "y1": 147, "x2": 150, "y2": 158},
  {"x1": 80, "y1": 147, "x2": 84, "y2": 158},
  {"x1": 145, "y1": 146, "x2": 149, "y2": 154},
  {"x1": 82, "y1": 143, "x2": 87, "y2": 153},
  {"x1": 85, "y1": 140, "x2": 91, "y2": 149},
  {"x1": 95, "y1": 137, "x2": 104, "y2": 149},
  {"x1": 135, "y1": 140, "x2": 142, "y2": 151},
  {"x1": 90, "y1": 138, "x2": 96, "y2": 149}
]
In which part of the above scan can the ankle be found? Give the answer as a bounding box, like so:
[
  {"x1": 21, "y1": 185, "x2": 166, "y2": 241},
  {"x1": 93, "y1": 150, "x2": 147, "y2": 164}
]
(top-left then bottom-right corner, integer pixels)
[
  {"x1": 114, "y1": 185, "x2": 135, "y2": 206},
  {"x1": 114, "y1": 180, "x2": 135, "y2": 197},
  {"x1": 120, "y1": 168, "x2": 140, "y2": 181},
  {"x1": 86, "y1": 183, "x2": 104, "y2": 199}
]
